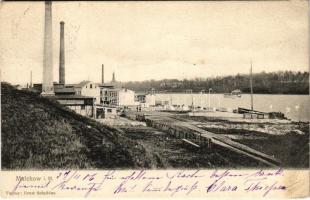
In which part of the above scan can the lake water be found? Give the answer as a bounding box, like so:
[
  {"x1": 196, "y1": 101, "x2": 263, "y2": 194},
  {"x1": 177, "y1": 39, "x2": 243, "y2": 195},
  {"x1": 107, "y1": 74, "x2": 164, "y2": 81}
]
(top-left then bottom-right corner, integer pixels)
[{"x1": 155, "y1": 93, "x2": 310, "y2": 122}]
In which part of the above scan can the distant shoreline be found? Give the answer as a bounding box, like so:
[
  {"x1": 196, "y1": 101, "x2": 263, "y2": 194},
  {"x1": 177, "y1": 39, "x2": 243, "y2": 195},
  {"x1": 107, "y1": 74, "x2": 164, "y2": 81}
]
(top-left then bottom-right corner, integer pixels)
[{"x1": 142, "y1": 92, "x2": 309, "y2": 95}]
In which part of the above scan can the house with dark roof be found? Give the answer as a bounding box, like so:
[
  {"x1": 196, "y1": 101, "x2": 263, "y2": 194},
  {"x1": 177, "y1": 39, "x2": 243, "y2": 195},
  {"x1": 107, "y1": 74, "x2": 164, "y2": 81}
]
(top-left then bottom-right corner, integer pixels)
[{"x1": 54, "y1": 81, "x2": 100, "y2": 104}]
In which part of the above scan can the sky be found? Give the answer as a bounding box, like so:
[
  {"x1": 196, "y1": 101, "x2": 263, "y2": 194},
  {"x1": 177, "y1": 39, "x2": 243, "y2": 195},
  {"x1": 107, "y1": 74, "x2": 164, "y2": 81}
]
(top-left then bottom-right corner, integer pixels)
[{"x1": 0, "y1": 1, "x2": 308, "y2": 85}]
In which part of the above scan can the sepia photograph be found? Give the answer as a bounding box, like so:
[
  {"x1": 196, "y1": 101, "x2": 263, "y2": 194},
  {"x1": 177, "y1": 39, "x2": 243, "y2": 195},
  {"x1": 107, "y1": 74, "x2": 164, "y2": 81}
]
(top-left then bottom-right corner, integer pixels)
[{"x1": 1, "y1": 0, "x2": 309, "y2": 172}]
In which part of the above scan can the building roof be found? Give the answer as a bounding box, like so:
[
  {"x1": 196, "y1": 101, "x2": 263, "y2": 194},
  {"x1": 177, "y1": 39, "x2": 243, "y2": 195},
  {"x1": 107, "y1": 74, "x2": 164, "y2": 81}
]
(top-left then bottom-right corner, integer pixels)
[
  {"x1": 106, "y1": 88, "x2": 123, "y2": 92},
  {"x1": 104, "y1": 88, "x2": 134, "y2": 92},
  {"x1": 75, "y1": 81, "x2": 92, "y2": 88},
  {"x1": 99, "y1": 82, "x2": 122, "y2": 87},
  {"x1": 54, "y1": 87, "x2": 76, "y2": 93},
  {"x1": 135, "y1": 92, "x2": 147, "y2": 96},
  {"x1": 65, "y1": 84, "x2": 77, "y2": 88},
  {"x1": 52, "y1": 95, "x2": 95, "y2": 100}
]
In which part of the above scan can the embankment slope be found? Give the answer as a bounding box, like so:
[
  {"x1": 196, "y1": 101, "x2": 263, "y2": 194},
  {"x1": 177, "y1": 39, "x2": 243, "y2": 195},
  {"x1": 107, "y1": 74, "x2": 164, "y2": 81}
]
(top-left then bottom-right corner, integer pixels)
[{"x1": 1, "y1": 83, "x2": 153, "y2": 169}]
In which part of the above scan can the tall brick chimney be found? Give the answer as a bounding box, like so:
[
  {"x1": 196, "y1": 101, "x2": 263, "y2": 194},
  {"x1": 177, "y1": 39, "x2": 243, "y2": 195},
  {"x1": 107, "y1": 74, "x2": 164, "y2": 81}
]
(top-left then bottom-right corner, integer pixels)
[
  {"x1": 59, "y1": 21, "x2": 65, "y2": 84},
  {"x1": 42, "y1": 1, "x2": 54, "y2": 95}
]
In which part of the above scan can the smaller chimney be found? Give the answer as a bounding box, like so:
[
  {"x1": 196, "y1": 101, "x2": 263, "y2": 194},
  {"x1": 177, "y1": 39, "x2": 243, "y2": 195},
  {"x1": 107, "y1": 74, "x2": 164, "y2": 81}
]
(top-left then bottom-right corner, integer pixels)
[
  {"x1": 101, "y1": 64, "x2": 104, "y2": 84},
  {"x1": 112, "y1": 71, "x2": 116, "y2": 82}
]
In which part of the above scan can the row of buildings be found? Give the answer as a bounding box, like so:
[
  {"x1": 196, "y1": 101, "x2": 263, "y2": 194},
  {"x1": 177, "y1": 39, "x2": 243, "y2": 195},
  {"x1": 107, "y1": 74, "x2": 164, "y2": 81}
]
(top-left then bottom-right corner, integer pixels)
[
  {"x1": 32, "y1": 72, "x2": 156, "y2": 118},
  {"x1": 53, "y1": 72, "x2": 155, "y2": 107}
]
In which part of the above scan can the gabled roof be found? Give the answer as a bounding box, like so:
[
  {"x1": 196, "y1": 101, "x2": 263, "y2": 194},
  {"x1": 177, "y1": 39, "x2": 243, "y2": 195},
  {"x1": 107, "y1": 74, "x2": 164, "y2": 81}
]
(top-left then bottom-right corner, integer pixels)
[{"x1": 75, "y1": 81, "x2": 92, "y2": 88}]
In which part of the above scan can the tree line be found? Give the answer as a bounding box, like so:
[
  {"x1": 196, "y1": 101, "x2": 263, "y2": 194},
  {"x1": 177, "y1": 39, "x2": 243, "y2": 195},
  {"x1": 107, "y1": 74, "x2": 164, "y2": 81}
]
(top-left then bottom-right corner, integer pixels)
[{"x1": 122, "y1": 71, "x2": 309, "y2": 94}]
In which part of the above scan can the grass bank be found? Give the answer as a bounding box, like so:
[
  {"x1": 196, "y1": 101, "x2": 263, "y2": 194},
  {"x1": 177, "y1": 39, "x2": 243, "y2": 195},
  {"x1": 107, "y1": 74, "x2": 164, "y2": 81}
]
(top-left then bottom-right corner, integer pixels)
[{"x1": 1, "y1": 83, "x2": 153, "y2": 169}]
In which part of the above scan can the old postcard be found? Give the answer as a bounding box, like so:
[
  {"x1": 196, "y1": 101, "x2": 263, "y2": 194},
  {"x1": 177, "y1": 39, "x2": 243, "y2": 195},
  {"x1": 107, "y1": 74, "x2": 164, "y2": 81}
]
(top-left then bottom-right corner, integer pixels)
[{"x1": 0, "y1": 1, "x2": 309, "y2": 198}]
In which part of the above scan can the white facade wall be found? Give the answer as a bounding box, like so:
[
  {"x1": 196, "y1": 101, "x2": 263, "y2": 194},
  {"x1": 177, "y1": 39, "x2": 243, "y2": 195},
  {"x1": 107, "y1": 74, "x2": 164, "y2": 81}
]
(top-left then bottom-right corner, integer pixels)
[
  {"x1": 81, "y1": 82, "x2": 100, "y2": 104},
  {"x1": 145, "y1": 94, "x2": 156, "y2": 106},
  {"x1": 118, "y1": 89, "x2": 135, "y2": 106}
]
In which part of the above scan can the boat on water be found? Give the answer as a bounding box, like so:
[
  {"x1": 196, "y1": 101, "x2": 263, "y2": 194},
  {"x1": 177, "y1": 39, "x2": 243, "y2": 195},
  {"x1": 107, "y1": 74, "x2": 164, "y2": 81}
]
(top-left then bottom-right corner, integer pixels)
[
  {"x1": 224, "y1": 89, "x2": 242, "y2": 98},
  {"x1": 234, "y1": 107, "x2": 286, "y2": 120},
  {"x1": 234, "y1": 62, "x2": 286, "y2": 120}
]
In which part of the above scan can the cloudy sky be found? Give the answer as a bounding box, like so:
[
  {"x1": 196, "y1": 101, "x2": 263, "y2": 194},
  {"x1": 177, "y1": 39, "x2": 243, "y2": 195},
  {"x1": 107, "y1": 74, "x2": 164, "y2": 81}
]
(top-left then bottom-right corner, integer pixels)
[{"x1": 0, "y1": 1, "x2": 308, "y2": 85}]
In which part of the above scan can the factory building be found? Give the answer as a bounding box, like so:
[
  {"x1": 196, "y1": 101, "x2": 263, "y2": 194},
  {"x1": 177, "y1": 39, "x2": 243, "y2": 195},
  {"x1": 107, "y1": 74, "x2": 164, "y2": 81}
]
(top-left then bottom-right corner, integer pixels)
[
  {"x1": 53, "y1": 95, "x2": 96, "y2": 118},
  {"x1": 52, "y1": 82, "x2": 98, "y2": 118},
  {"x1": 54, "y1": 81, "x2": 100, "y2": 104},
  {"x1": 99, "y1": 68, "x2": 136, "y2": 107},
  {"x1": 135, "y1": 93, "x2": 156, "y2": 107},
  {"x1": 74, "y1": 81, "x2": 100, "y2": 104},
  {"x1": 100, "y1": 84, "x2": 135, "y2": 106}
]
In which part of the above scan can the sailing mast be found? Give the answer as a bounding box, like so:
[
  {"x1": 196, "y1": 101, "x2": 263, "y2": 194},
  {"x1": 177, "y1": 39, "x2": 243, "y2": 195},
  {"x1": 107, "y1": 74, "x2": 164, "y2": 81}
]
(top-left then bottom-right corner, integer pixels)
[
  {"x1": 250, "y1": 60, "x2": 254, "y2": 111},
  {"x1": 191, "y1": 90, "x2": 194, "y2": 111}
]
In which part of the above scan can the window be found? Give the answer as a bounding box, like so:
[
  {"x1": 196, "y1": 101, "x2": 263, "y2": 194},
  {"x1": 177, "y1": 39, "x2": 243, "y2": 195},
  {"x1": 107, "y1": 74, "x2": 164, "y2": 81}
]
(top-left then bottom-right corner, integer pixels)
[
  {"x1": 81, "y1": 105, "x2": 85, "y2": 110},
  {"x1": 107, "y1": 109, "x2": 112, "y2": 113},
  {"x1": 90, "y1": 84, "x2": 93, "y2": 89}
]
